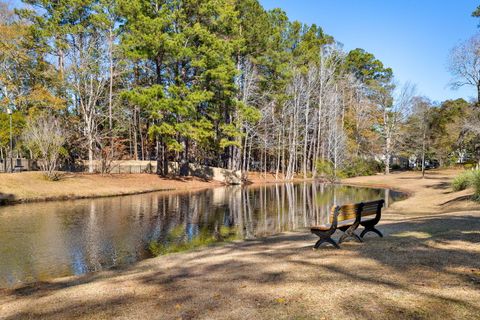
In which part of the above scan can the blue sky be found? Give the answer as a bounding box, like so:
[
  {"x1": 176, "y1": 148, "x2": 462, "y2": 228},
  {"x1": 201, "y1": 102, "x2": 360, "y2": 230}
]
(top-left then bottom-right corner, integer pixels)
[{"x1": 260, "y1": 0, "x2": 479, "y2": 103}]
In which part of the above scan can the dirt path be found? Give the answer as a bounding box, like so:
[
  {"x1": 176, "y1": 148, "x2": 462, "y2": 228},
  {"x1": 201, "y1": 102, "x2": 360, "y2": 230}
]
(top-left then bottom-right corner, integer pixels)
[{"x1": 1, "y1": 170, "x2": 479, "y2": 320}]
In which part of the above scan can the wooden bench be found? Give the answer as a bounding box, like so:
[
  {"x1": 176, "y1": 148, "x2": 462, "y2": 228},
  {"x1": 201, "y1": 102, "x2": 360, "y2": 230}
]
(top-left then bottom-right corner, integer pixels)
[{"x1": 310, "y1": 199, "x2": 385, "y2": 249}]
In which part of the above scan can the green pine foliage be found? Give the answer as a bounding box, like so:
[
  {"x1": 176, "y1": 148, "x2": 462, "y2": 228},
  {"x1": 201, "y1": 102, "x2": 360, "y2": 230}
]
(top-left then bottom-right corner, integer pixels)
[{"x1": 1, "y1": 0, "x2": 479, "y2": 179}]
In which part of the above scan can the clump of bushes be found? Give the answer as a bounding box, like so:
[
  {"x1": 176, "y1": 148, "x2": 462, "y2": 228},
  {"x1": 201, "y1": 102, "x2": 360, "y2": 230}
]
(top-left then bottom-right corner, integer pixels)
[
  {"x1": 452, "y1": 170, "x2": 477, "y2": 191},
  {"x1": 316, "y1": 158, "x2": 383, "y2": 182},
  {"x1": 451, "y1": 170, "x2": 480, "y2": 201},
  {"x1": 471, "y1": 172, "x2": 480, "y2": 201},
  {"x1": 316, "y1": 160, "x2": 344, "y2": 182},
  {"x1": 342, "y1": 158, "x2": 384, "y2": 178},
  {"x1": 462, "y1": 161, "x2": 479, "y2": 170}
]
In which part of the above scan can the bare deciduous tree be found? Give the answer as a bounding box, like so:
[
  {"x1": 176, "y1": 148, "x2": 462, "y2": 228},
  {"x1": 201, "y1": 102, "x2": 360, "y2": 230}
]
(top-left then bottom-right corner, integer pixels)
[
  {"x1": 23, "y1": 114, "x2": 65, "y2": 180},
  {"x1": 376, "y1": 82, "x2": 416, "y2": 174},
  {"x1": 68, "y1": 32, "x2": 109, "y2": 173},
  {"x1": 448, "y1": 34, "x2": 480, "y2": 103}
]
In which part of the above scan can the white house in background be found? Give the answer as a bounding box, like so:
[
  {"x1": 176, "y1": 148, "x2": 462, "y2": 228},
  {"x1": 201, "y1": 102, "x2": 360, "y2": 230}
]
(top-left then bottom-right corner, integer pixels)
[{"x1": 455, "y1": 149, "x2": 470, "y2": 164}]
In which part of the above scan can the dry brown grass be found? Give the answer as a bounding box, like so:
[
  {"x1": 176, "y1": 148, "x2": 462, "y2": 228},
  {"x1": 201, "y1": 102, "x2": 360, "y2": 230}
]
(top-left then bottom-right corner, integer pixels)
[
  {"x1": 343, "y1": 169, "x2": 480, "y2": 215},
  {"x1": 1, "y1": 169, "x2": 479, "y2": 319},
  {"x1": 0, "y1": 172, "x2": 223, "y2": 204}
]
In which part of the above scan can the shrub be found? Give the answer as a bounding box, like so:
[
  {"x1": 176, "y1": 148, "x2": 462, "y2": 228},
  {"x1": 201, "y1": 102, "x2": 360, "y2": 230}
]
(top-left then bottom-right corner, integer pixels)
[
  {"x1": 451, "y1": 170, "x2": 476, "y2": 192},
  {"x1": 471, "y1": 171, "x2": 480, "y2": 201},
  {"x1": 316, "y1": 160, "x2": 344, "y2": 182},
  {"x1": 342, "y1": 158, "x2": 383, "y2": 178},
  {"x1": 23, "y1": 114, "x2": 65, "y2": 181}
]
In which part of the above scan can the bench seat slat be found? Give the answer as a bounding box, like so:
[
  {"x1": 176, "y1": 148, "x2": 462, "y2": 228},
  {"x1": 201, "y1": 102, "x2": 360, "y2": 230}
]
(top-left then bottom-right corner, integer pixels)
[{"x1": 310, "y1": 225, "x2": 331, "y2": 231}]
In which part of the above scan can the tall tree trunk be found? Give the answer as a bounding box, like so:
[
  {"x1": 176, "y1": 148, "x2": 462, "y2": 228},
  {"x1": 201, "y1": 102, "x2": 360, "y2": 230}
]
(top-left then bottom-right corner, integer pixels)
[
  {"x1": 421, "y1": 122, "x2": 427, "y2": 178},
  {"x1": 139, "y1": 113, "x2": 144, "y2": 160},
  {"x1": 162, "y1": 141, "x2": 168, "y2": 176},
  {"x1": 385, "y1": 136, "x2": 391, "y2": 175},
  {"x1": 133, "y1": 108, "x2": 138, "y2": 160},
  {"x1": 156, "y1": 137, "x2": 161, "y2": 175},
  {"x1": 242, "y1": 132, "x2": 249, "y2": 180},
  {"x1": 180, "y1": 138, "x2": 189, "y2": 176},
  {"x1": 108, "y1": 28, "x2": 114, "y2": 157},
  {"x1": 88, "y1": 132, "x2": 94, "y2": 173},
  {"x1": 264, "y1": 139, "x2": 267, "y2": 179},
  {"x1": 303, "y1": 99, "x2": 310, "y2": 179},
  {"x1": 275, "y1": 128, "x2": 281, "y2": 180},
  {"x1": 314, "y1": 85, "x2": 324, "y2": 176},
  {"x1": 477, "y1": 83, "x2": 480, "y2": 105}
]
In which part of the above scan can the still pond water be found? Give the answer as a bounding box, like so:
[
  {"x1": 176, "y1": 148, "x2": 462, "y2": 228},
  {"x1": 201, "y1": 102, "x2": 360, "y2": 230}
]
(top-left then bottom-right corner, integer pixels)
[{"x1": 0, "y1": 183, "x2": 405, "y2": 288}]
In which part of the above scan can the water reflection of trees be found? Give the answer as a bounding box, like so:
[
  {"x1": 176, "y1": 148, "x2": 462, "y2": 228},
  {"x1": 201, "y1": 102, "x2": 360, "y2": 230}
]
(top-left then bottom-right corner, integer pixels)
[
  {"x1": 0, "y1": 183, "x2": 395, "y2": 287},
  {"x1": 226, "y1": 183, "x2": 390, "y2": 239},
  {"x1": 149, "y1": 183, "x2": 390, "y2": 248}
]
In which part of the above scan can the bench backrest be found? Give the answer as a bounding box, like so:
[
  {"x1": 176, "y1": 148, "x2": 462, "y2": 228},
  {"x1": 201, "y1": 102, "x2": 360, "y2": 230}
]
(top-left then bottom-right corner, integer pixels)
[
  {"x1": 329, "y1": 199, "x2": 384, "y2": 224},
  {"x1": 361, "y1": 200, "x2": 384, "y2": 218},
  {"x1": 329, "y1": 203, "x2": 363, "y2": 224}
]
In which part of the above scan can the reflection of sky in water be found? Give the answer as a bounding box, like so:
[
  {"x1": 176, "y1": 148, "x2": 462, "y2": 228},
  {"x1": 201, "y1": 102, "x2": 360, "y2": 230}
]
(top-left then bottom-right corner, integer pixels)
[
  {"x1": 72, "y1": 249, "x2": 87, "y2": 276},
  {"x1": 0, "y1": 183, "x2": 405, "y2": 288},
  {"x1": 186, "y1": 223, "x2": 199, "y2": 241}
]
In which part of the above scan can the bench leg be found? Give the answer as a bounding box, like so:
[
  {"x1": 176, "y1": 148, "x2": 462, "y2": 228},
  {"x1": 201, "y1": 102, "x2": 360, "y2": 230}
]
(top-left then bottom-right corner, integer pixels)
[
  {"x1": 338, "y1": 232, "x2": 363, "y2": 244},
  {"x1": 360, "y1": 227, "x2": 383, "y2": 238},
  {"x1": 353, "y1": 233, "x2": 363, "y2": 242},
  {"x1": 314, "y1": 237, "x2": 340, "y2": 249},
  {"x1": 338, "y1": 223, "x2": 363, "y2": 244}
]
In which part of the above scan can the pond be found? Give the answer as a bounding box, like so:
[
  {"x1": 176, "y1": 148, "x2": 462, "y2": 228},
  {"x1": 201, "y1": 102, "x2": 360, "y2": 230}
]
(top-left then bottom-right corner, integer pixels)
[{"x1": 0, "y1": 182, "x2": 405, "y2": 288}]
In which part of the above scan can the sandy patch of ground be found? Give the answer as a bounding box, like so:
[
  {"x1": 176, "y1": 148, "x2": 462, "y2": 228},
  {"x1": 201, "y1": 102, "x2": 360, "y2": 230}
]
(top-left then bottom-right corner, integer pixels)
[{"x1": 0, "y1": 169, "x2": 479, "y2": 319}]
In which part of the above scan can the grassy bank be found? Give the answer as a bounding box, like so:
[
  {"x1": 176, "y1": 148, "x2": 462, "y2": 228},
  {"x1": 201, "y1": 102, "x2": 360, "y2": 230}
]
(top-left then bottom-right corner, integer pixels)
[
  {"x1": 1, "y1": 169, "x2": 479, "y2": 319},
  {"x1": 0, "y1": 172, "x2": 224, "y2": 205},
  {"x1": 0, "y1": 171, "x2": 321, "y2": 205}
]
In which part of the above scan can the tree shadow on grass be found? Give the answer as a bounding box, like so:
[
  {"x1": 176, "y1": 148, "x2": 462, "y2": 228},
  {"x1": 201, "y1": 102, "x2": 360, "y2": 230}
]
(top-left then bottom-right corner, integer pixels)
[
  {"x1": 1, "y1": 214, "x2": 480, "y2": 319},
  {"x1": 3, "y1": 296, "x2": 134, "y2": 320},
  {"x1": 424, "y1": 181, "x2": 452, "y2": 190}
]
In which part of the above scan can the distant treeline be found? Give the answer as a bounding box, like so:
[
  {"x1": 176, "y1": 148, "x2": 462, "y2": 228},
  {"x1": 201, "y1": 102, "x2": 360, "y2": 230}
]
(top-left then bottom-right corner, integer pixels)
[{"x1": 0, "y1": 0, "x2": 479, "y2": 180}]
